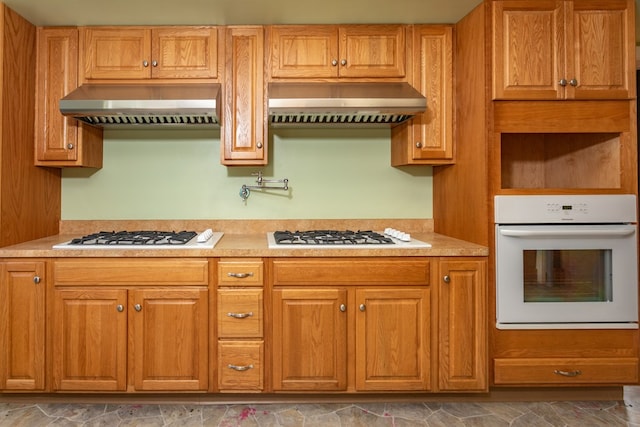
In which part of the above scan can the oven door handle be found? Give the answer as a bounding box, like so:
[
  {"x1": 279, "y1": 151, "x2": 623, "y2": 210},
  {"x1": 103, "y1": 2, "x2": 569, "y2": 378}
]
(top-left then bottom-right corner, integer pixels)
[{"x1": 499, "y1": 228, "x2": 635, "y2": 238}]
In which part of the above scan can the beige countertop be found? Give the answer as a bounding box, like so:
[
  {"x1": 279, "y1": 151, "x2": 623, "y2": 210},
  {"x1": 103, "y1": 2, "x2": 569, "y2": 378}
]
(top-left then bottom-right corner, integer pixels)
[{"x1": 0, "y1": 219, "x2": 488, "y2": 258}]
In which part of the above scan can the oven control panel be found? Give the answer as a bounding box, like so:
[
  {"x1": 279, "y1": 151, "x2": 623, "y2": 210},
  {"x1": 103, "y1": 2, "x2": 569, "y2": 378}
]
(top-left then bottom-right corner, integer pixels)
[{"x1": 494, "y1": 194, "x2": 637, "y2": 224}]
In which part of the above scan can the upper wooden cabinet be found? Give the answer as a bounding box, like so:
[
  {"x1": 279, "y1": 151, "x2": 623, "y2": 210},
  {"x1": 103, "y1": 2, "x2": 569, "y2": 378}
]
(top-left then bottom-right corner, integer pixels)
[
  {"x1": 492, "y1": 0, "x2": 635, "y2": 100},
  {"x1": 35, "y1": 27, "x2": 103, "y2": 168},
  {"x1": 391, "y1": 25, "x2": 454, "y2": 166},
  {"x1": 80, "y1": 26, "x2": 220, "y2": 81},
  {"x1": 222, "y1": 26, "x2": 267, "y2": 165},
  {"x1": 268, "y1": 25, "x2": 407, "y2": 79}
]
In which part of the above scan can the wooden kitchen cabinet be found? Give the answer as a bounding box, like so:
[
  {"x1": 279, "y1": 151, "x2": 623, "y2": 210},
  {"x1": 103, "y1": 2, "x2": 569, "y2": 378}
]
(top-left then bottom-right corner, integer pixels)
[
  {"x1": 217, "y1": 259, "x2": 265, "y2": 392},
  {"x1": 492, "y1": 0, "x2": 635, "y2": 100},
  {"x1": 0, "y1": 260, "x2": 46, "y2": 391},
  {"x1": 222, "y1": 26, "x2": 267, "y2": 165},
  {"x1": 35, "y1": 27, "x2": 103, "y2": 168},
  {"x1": 391, "y1": 25, "x2": 454, "y2": 165},
  {"x1": 271, "y1": 258, "x2": 431, "y2": 392},
  {"x1": 268, "y1": 25, "x2": 407, "y2": 79},
  {"x1": 437, "y1": 258, "x2": 487, "y2": 391},
  {"x1": 52, "y1": 258, "x2": 210, "y2": 392},
  {"x1": 80, "y1": 26, "x2": 220, "y2": 81}
]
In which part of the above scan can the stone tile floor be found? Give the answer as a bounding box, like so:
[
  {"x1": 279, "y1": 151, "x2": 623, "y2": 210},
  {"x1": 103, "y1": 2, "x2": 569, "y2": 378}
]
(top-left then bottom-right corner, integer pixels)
[{"x1": 2, "y1": 388, "x2": 640, "y2": 426}]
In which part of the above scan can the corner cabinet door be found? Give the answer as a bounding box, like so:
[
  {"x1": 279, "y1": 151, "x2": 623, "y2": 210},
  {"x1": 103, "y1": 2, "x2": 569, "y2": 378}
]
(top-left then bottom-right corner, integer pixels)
[
  {"x1": 492, "y1": 1, "x2": 565, "y2": 100},
  {"x1": 567, "y1": 0, "x2": 635, "y2": 100},
  {"x1": 355, "y1": 288, "x2": 431, "y2": 391},
  {"x1": 52, "y1": 288, "x2": 128, "y2": 391},
  {"x1": 222, "y1": 26, "x2": 267, "y2": 165},
  {"x1": 438, "y1": 258, "x2": 488, "y2": 391},
  {"x1": 391, "y1": 25, "x2": 454, "y2": 165},
  {"x1": 34, "y1": 28, "x2": 103, "y2": 168},
  {"x1": 272, "y1": 288, "x2": 348, "y2": 391},
  {"x1": 131, "y1": 288, "x2": 209, "y2": 391},
  {"x1": 0, "y1": 261, "x2": 46, "y2": 391}
]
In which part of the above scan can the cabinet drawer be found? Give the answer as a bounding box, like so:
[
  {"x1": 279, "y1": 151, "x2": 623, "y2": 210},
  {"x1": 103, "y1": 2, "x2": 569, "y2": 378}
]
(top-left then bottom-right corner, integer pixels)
[
  {"x1": 218, "y1": 259, "x2": 263, "y2": 286},
  {"x1": 494, "y1": 358, "x2": 639, "y2": 385},
  {"x1": 53, "y1": 259, "x2": 209, "y2": 286},
  {"x1": 218, "y1": 341, "x2": 263, "y2": 391},
  {"x1": 218, "y1": 289, "x2": 263, "y2": 338},
  {"x1": 272, "y1": 258, "x2": 430, "y2": 285}
]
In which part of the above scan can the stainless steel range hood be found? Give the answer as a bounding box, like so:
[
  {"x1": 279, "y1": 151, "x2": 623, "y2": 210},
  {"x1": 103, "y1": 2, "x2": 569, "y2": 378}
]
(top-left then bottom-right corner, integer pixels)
[
  {"x1": 59, "y1": 84, "x2": 221, "y2": 128},
  {"x1": 268, "y1": 82, "x2": 426, "y2": 127}
]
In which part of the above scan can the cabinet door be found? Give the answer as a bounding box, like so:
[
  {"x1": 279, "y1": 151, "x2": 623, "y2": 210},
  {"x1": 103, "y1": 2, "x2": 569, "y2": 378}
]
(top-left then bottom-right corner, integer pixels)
[
  {"x1": 272, "y1": 288, "x2": 348, "y2": 391},
  {"x1": 131, "y1": 288, "x2": 208, "y2": 391},
  {"x1": 0, "y1": 261, "x2": 45, "y2": 391},
  {"x1": 82, "y1": 27, "x2": 151, "y2": 80},
  {"x1": 222, "y1": 26, "x2": 267, "y2": 165},
  {"x1": 492, "y1": 1, "x2": 564, "y2": 100},
  {"x1": 151, "y1": 27, "x2": 219, "y2": 79},
  {"x1": 269, "y1": 26, "x2": 339, "y2": 78},
  {"x1": 339, "y1": 25, "x2": 406, "y2": 78},
  {"x1": 52, "y1": 288, "x2": 127, "y2": 391},
  {"x1": 568, "y1": 0, "x2": 634, "y2": 99},
  {"x1": 438, "y1": 258, "x2": 487, "y2": 391},
  {"x1": 355, "y1": 288, "x2": 431, "y2": 391},
  {"x1": 35, "y1": 28, "x2": 103, "y2": 168},
  {"x1": 391, "y1": 25, "x2": 454, "y2": 165}
]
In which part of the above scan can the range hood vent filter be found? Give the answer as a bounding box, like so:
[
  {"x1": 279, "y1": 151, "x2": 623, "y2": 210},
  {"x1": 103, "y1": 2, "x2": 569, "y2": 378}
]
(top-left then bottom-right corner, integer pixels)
[{"x1": 270, "y1": 113, "x2": 414, "y2": 126}]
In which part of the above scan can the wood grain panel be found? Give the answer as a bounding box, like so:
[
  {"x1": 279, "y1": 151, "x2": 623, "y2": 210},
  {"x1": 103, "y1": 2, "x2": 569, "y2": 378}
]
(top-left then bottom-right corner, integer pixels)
[{"x1": 1, "y1": 5, "x2": 61, "y2": 247}]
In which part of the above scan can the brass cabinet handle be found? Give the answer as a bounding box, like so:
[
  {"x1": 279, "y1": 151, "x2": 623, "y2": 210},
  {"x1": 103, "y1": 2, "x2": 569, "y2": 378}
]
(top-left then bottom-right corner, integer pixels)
[
  {"x1": 443, "y1": 275, "x2": 451, "y2": 283},
  {"x1": 116, "y1": 305, "x2": 124, "y2": 312},
  {"x1": 554, "y1": 369, "x2": 582, "y2": 377},
  {"x1": 142, "y1": 60, "x2": 149, "y2": 67},
  {"x1": 558, "y1": 78, "x2": 568, "y2": 86},
  {"x1": 331, "y1": 59, "x2": 338, "y2": 66},
  {"x1": 228, "y1": 364, "x2": 254, "y2": 371},
  {"x1": 359, "y1": 303, "x2": 366, "y2": 312},
  {"x1": 339, "y1": 304, "x2": 346, "y2": 312},
  {"x1": 569, "y1": 78, "x2": 578, "y2": 87},
  {"x1": 256, "y1": 142, "x2": 263, "y2": 149},
  {"x1": 227, "y1": 272, "x2": 254, "y2": 279},
  {"x1": 33, "y1": 276, "x2": 41, "y2": 284},
  {"x1": 227, "y1": 312, "x2": 254, "y2": 319},
  {"x1": 134, "y1": 304, "x2": 142, "y2": 312},
  {"x1": 340, "y1": 59, "x2": 347, "y2": 66}
]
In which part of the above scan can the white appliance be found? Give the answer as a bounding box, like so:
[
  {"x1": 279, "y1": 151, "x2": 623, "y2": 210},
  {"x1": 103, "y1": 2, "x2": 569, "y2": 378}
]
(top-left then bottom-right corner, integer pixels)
[{"x1": 494, "y1": 195, "x2": 638, "y2": 330}]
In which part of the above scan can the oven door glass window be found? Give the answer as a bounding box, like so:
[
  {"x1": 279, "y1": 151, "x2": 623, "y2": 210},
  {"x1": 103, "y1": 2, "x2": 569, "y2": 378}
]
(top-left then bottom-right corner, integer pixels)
[{"x1": 523, "y1": 249, "x2": 612, "y2": 303}]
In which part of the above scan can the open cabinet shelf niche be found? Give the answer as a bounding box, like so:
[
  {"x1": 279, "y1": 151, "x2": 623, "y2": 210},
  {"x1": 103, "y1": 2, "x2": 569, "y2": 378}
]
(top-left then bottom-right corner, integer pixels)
[{"x1": 499, "y1": 133, "x2": 622, "y2": 191}]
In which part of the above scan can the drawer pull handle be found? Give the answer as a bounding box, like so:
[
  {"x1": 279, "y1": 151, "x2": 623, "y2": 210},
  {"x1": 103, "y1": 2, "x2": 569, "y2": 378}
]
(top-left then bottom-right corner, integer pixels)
[
  {"x1": 228, "y1": 364, "x2": 254, "y2": 371},
  {"x1": 227, "y1": 272, "x2": 254, "y2": 279},
  {"x1": 554, "y1": 369, "x2": 582, "y2": 377},
  {"x1": 227, "y1": 311, "x2": 254, "y2": 319}
]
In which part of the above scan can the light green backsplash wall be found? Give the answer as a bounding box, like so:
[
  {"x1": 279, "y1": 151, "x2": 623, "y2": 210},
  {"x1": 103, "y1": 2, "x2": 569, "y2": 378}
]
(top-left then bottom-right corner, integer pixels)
[{"x1": 61, "y1": 128, "x2": 433, "y2": 219}]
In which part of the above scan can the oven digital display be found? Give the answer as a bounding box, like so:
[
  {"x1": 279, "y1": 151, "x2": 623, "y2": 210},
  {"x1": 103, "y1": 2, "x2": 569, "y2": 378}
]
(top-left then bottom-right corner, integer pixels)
[{"x1": 562, "y1": 205, "x2": 573, "y2": 211}]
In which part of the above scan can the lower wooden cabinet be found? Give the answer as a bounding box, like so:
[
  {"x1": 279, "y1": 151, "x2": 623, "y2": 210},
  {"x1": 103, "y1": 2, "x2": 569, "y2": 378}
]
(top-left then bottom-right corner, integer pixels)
[
  {"x1": 51, "y1": 258, "x2": 210, "y2": 392},
  {"x1": 271, "y1": 258, "x2": 433, "y2": 392},
  {"x1": 437, "y1": 258, "x2": 488, "y2": 391},
  {"x1": 494, "y1": 358, "x2": 639, "y2": 385},
  {"x1": 217, "y1": 258, "x2": 265, "y2": 392},
  {"x1": 0, "y1": 260, "x2": 46, "y2": 391}
]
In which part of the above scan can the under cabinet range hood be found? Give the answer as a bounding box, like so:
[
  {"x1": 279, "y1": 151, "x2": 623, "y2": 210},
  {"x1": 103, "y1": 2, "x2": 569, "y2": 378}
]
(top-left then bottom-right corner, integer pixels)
[
  {"x1": 267, "y1": 82, "x2": 426, "y2": 127},
  {"x1": 59, "y1": 84, "x2": 221, "y2": 128}
]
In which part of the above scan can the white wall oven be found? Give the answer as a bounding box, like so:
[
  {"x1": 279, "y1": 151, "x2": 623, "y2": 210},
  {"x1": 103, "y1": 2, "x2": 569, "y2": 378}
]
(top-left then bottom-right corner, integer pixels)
[{"x1": 495, "y1": 195, "x2": 638, "y2": 330}]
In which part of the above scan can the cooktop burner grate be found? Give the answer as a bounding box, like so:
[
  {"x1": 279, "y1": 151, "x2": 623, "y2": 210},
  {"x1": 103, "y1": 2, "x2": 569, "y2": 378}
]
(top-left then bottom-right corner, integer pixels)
[
  {"x1": 273, "y1": 230, "x2": 394, "y2": 245},
  {"x1": 69, "y1": 230, "x2": 198, "y2": 246}
]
